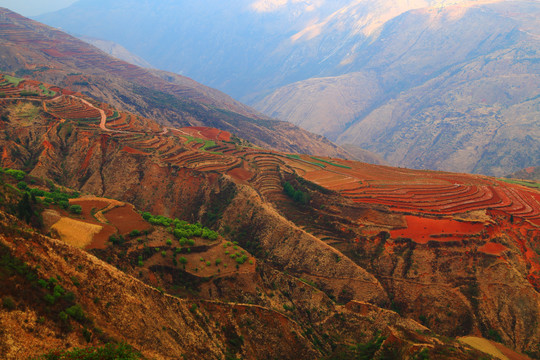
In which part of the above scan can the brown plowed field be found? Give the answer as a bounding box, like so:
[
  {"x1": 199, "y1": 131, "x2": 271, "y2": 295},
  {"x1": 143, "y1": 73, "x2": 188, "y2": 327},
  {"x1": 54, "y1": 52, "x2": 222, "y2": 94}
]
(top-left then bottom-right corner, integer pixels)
[
  {"x1": 227, "y1": 167, "x2": 254, "y2": 182},
  {"x1": 104, "y1": 205, "x2": 151, "y2": 235}
]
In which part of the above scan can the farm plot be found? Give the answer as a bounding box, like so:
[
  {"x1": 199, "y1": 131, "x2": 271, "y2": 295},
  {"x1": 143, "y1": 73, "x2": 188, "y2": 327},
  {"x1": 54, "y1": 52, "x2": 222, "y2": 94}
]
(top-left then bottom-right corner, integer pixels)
[
  {"x1": 51, "y1": 217, "x2": 103, "y2": 248},
  {"x1": 227, "y1": 167, "x2": 254, "y2": 182},
  {"x1": 104, "y1": 204, "x2": 151, "y2": 235},
  {"x1": 180, "y1": 126, "x2": 231, "y2": 141},
  {"x1": 390, "y1": 215, "x2": 485, "y2": 244},
  {"x1": 288, "y1": 155, "x2": 540, "y2": 223},
  {"x1": 45, "y1": 95, "x2": 100, "y2": 122}
]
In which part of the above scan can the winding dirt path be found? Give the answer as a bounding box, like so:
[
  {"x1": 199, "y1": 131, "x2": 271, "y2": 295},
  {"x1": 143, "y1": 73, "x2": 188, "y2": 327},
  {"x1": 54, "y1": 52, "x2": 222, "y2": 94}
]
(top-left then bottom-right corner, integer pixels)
[{"x1": 76, "y1": 96, "x2": 110, "y2": 132}]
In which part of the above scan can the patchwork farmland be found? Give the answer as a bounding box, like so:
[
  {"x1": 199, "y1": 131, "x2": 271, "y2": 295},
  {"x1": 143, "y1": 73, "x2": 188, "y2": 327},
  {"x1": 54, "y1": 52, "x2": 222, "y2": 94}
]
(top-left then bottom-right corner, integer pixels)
[
  {"x1": 2, "y1": 74, "x2": 539, "y2": 228},
  {"x1": 2, "y1": 75, "x2": 540, "y2": 283}
]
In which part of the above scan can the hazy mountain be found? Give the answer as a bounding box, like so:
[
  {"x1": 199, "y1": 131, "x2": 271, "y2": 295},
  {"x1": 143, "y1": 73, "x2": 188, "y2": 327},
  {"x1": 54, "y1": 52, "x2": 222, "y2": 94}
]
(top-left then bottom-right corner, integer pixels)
[
  {"x1": 78, "y1": 35, "x2": 154, "y2": 68},
  {"x1": 257, "y1": 1, "x2": 540, "y2": 176},
  {"x1": 36, "y1": 0, "x2": 539, "y2": 176},
  {"x1": 506, "y1": 166, "x2": 540, "y2": 182},
  {"x1": 35, "y1": 0, "x2": 488, "y2": 99}
]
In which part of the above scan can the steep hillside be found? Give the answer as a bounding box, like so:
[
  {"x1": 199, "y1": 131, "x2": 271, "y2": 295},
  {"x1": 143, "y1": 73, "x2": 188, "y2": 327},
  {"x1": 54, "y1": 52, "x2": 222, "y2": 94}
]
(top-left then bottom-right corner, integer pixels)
[
  {"x1": 0, "y1": 75, "x2": 539, "y2": 359},
  {"x1": 0, "y1": 8, "x2": 352, "y2": 159},
  {"x1": 0, "y1": 168, "x2": 494, "y2": 360}
]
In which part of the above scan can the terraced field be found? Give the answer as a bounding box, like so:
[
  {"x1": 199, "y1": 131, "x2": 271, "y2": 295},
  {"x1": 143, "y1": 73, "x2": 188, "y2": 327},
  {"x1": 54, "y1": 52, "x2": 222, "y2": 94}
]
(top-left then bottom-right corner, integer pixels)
[{"x1": 2, "y1": 76, "x2": 539, "y2": 248}]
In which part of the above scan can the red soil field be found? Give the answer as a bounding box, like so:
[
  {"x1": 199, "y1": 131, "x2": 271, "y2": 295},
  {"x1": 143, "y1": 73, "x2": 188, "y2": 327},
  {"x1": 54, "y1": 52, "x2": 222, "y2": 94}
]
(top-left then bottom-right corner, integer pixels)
[
  {"x1": 286, "y1": 153, "x2": 540, "y2": 224},
  {"x1": 69, "y1": 199, "x2": 110, "y2": 219},
  {"x1": 478, "y1": 242, "x2": 508, "y2": 256},
  {"x1": 65, "y1": 199, "x2": 117, "y2": 250},
  {"x1": 228, "y1": 167, "x2": 254, "y2": 182},
  {"x1": 87, "y1": 225, "x2": 117, "y2": 250},
  {"x1": 104, "y1": 205, "x2": 151, "y2": 235},
  {"x1": 390, "y1": 215, "x2": 485, "y2": 244},
  {"x1": 180, "y1": 126, "x2": 231, "y2": 141},
  {"x1": 121, "y1": 146, "x2": 149, "y2": 155}
]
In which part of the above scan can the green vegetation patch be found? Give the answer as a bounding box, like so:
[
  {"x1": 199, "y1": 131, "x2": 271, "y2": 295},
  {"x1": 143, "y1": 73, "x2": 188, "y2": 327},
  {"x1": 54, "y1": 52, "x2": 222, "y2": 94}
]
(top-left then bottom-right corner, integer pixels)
[
  {"x1": 107, "y1": 111, "x2": 119, "y2": 120},
  {"x1": 180, "y1": 136, "x2": 217, "y2": 152},
  {"x1": 283, "y1": 181, "x2": 310, "y2": 205},
  {"x1": 39, "y1": 84, "x2": 56, "y2": 97},
  {"x1": 201, "y1": 140, "x2": 216, "y2": 151},
  {"x1": 286, "y1": 154, "x2": 326, "y2": 168},
  {"x1": 2, "y1": 168, "x2": 26, "y2": 180},
  {"x1": 181, "y1": 135, "x2": 202, "y2": 145},
  {"x1": 142, "y1": 212, "x2": 219, "y2": 241},
  {"x1": 310, "y1": 156, "x2": 352, "y2": 169},
  {"x1": 286, "y1": 154, "x2": 301, "y2": 160},
  {"x1": 3, "y1": 75, "x2": 23, "y2": 87},
  {"x1": 500, "y1": 178, "x2": 540, "y2": 189}
]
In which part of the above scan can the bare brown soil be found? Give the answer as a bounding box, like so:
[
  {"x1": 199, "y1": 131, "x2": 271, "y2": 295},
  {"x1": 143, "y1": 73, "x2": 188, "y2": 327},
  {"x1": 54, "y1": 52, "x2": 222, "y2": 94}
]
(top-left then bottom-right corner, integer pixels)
[{"x1": 103, "y1": 204, "x2": 151, "y2": 235}]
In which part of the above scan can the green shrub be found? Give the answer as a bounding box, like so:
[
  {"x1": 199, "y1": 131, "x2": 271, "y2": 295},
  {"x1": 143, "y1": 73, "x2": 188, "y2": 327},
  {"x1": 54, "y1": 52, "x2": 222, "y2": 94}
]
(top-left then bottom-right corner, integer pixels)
[
  {"x1": 65, "y1": 304, "x2": 85, "y2": 322},
  {"x1": 17, "y1": 181, "x2": 28, "y2": 190},
  {"x1": 37, "y1": 279, "x2": 49, "y2": 288},
  {"x1": 58, "y1": 311, "x2": 69, "y2": 323},
  {"x1": 69, "y1": 204, "x2": 82, "y2": 214},
  {"x1": 235, "y1": 255, "x2": 248, "y2": 265},
  {"x1": 129, "y1": 229, "x2": 141, "y2": 237},
  {"x1": 58, "y1": 201, "x2": 69, "y2": 210},
  {"x1": 29, "y1": 188, "x2": 45, "y2": 197},
  {"x1": 44, "y1": 293, "x2": 56, "y2": 305},
  {"x1": 5, "y1": 169, "x2": 25, "y2": 180},
  {"x1": 283, "y1": 181, "x2": 310, "y2": 204},
  {"x1": 179, "y1": 257, "x2": 187, "y2": 268},
  {"x1": 487, "y1": 328, "x2": 503, "y2": 343}
]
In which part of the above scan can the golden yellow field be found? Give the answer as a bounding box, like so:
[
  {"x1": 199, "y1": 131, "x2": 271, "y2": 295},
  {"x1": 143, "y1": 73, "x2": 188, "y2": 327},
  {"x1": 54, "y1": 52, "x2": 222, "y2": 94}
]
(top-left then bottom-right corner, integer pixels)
[
  {"x1": 458, "y1": 336, "x2": 508, "y2": 360},
  {"x1": 50, "y1": 217, "x2": 102, "y2": 248}
]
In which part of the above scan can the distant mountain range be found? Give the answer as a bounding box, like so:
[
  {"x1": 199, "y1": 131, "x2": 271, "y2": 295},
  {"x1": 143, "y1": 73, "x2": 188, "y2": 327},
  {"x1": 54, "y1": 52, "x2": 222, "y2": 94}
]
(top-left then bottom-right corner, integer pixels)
[{"x1": 37, "y1": 0, "x2": 540, "y2": 176}]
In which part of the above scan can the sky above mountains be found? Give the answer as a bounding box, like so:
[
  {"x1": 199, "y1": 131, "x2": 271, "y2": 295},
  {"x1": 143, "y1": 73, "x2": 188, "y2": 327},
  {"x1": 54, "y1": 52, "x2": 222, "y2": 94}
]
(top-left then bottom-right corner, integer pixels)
[{"x1": 0, "y1": 0, "x2": 76, "y2": 16}]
